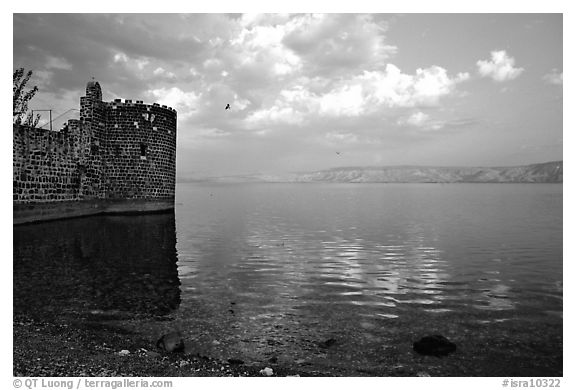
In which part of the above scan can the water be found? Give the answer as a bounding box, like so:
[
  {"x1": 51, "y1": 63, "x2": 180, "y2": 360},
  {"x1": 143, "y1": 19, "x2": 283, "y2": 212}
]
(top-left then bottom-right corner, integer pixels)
[{"x1": 13, "y1": 183, "x2": 562, "y2": 376}]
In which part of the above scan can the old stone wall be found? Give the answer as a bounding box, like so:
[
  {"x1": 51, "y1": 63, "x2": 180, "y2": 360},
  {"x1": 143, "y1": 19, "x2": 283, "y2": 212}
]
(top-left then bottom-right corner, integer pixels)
[
  {"x1": 102, "y1": 100, "x2": 177, "y2": 199},
  {"x1": 13, "y1": 80, "x2": 177, "y2": 223},
  {"x1": 79, "y1": 81, "x2": 107, "y2": 198},
  {"x1": 13, "y1": 122, "x2": 94, "y2": 203}
]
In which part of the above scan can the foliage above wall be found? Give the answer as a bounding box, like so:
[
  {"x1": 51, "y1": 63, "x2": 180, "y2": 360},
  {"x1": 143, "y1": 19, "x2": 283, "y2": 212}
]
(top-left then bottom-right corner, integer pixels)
[{"x1": 13, "y1": 68, "x2": 40, "y2": 128}]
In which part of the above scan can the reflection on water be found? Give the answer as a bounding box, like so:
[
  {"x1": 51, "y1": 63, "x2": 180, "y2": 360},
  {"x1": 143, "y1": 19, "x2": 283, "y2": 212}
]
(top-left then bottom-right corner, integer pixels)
[
  {"x1": 13, "y1": 183, "x2": 562, "y2": 375},
  {"x1": 13, "y1": 213, "x2": 180, "y2": 319},
  {"x1": 173, "y1": 183, "x2": 562, "y2": 372}
]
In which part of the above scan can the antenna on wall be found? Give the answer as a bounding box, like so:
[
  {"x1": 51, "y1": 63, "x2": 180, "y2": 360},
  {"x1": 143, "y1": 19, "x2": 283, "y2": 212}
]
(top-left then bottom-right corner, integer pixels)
[
  {"x1": 34, "y1": 108, "x2": 80, "y2": 131},
  {"x1": 32, "y1": 109, "x2": 52, "y2": 131}
]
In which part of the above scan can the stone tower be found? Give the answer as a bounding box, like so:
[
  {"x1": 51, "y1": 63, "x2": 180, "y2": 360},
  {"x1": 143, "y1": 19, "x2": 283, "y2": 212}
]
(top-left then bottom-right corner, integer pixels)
[{"x1": 13, "y1": 79, "x2": 177, "y2": 224}]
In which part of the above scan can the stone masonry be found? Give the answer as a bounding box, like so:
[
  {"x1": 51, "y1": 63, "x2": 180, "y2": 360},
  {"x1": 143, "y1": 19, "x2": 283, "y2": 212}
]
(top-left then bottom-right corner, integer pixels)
[{"x1": 13, "y1": 80, "x2": 177, "y2": 210}]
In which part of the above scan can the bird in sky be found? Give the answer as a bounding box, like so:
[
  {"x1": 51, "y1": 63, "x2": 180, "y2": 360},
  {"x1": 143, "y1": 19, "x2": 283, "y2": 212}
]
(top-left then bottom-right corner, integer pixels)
[
  {"x1": 336, "y1": 151, "x2": 341, "y2": 155},
  {"x1": 225, "y1": 104, "x2": 231, "y2": 110}
]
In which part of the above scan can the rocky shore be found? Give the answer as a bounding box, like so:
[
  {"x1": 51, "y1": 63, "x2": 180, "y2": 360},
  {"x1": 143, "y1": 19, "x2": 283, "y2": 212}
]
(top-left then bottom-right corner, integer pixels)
[
  {"x1": 14, "y1": 310, "x2": 562, "y2": 377},
  {"x1": 12, "y1": 312, "x2": 459, "y2": 377},
  {"x1": 13, "y1": 313, "x2": 307, "y2": 377}
]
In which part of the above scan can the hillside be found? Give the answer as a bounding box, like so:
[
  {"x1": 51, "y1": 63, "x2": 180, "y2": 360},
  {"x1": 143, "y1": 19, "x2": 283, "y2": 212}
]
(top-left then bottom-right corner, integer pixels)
[
  {"x1": 178, "y1": 161, "x2": 563, "y2": 184},
  {"x1": 284, "y1": 161, "x2": 563, "y2": 183}
]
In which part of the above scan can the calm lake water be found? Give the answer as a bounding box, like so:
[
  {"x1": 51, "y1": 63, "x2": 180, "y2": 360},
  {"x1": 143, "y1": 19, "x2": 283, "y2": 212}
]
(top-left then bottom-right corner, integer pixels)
[{"x1": 13, "y1": 183, "x2": 563, "y2": 376}]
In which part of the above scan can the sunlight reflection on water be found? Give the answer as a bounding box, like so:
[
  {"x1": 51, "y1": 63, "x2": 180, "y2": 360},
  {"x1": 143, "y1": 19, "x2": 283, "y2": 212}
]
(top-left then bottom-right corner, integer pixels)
[
  {"x1": 13, "y1": 182, "x2": 562, "y2": 375},
  {"x1": 171, "y1": 183, "x2": 562, "y2": 366}
]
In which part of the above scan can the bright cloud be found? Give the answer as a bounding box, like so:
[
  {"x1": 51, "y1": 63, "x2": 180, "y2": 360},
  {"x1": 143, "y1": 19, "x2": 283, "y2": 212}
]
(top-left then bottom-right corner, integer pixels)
[
  {"x1": 476, "y1": 50, "x2": 524, "y2": 82},
  {"x1": 203, "y1": 58, "x2": 223, "y2": 70},
  {"x1": 245, "y1": 104, "x2": 304, "y2": 126},
  {"x1": 239, "y1": 13, "x2": 291, "y2": 28},
  {"x1": 244, "y1": 64, "x2": 469, "y2": 127},
  {"x1": 113, "y1": 52, "x2": 128, "y2": 63},
  {"x1": 319, "y1": 84, "x2": 364, "y2": 116},
  {"x1": 399, "y1": 112, "x2": 430, "y2": 127},
  {"x1": 543, "y1": 70, "x2": 563, "y2": 85},
  {"x1": 148, "y1": 87, "x2": 201, "y2": 120},
  {"x1": 396, "y1": 111, "x2": 447, "y2": 131},
  {"x1": 153, "y1": 67, "x2": 176, "y2": 79},
  {"x1": 229, "y1": 17, "x2": 303, "y2": 79},
  {"x1": 362, "y1": 65, "x2": 470, "y2": 108},
  {"x1": 225, "y1": 13, "x2": 395, "y2": 87},
  {"x1": 136, "y1": 59, "x2": 149, "y2": 70}
]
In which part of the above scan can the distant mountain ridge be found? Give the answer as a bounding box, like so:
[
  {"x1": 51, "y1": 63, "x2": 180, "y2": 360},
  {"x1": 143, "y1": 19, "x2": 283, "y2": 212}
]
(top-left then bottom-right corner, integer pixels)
[
  {"x1": 283, "y1": 161, "x2": 563, "y2": 183},
  {"x1": 178, "y1": 161, "x2": 562, "y2": 183}
]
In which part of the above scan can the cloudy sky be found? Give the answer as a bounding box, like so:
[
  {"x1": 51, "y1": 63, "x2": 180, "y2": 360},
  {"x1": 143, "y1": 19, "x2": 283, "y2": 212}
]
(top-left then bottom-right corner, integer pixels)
[{"x1": 13, "y1": 13, "x2": 562, "y2": 178}]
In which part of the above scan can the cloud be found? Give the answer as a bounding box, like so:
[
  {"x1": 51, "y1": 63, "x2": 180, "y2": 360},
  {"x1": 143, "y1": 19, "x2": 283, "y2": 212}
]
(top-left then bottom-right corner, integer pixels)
[
  {"x1": 543, "y1": 70, "x2": 563, "y2": 85},
  {"x1": 476, "y1": 50, "x2": 524, "y2": 82},
  {"x1": 324, "y1": 131, "x2": 360, "y2": 145},
  {"x1": 153, "y1": 67, "x2": 177, "y2": 80},
  {"x1": 15, "y1": 13, "x2": 471, "y2": 143},
  {"x1": 244, "y1": 64, "x2": 469, "y2": 128},
  {"x1": 219, "y1": 13, "x2": 396, "y2": 95},
  {"x1": 396, "y1": 111, "x2": 448, "y2": 131},
  {"x1": 185, "y1": 127, "x2": 232, "y2": 143},
  {"x1": 239, "y1": 13, "x2": 291, "y2": 28},
  {"x1": 282, "y1": 14, "x2": 397, "y2": 76},
  {"x1": 31, "y1": 70, "x2": 55, "y2": 90},
  {"x1": 318, "y1": 84, "x2": 364, "y2": 116},
  {"x1": 46, "y1": 56, "x2": 73, "y2": 70},
  {"x1": 361, "y1": 65, "x2": 470, "y2": 108},
  {"x1": 14, "y1": 14, "x2": 216, "y2": 98},
  {"x1": 147, "y1": 87, "x2": 201, "y2": 120},
  {"x1": 113, "y1": 52, "x2": 128, "y2": 63},
  {"x1": 245, "y1": 105, "x2": 305, "y2": 126},
  {"x1": 15, "y1": 13, "x2": 406, "y2": 132},
  {"x1": 226, "y1": 15, "x2": 303, "y2": 85},
  {"x1": 398, "y1": 111, "x2": 430, "y2": 127},
  {"x1": 15, "y1": 13, "x2": 504, "y2": 175}
]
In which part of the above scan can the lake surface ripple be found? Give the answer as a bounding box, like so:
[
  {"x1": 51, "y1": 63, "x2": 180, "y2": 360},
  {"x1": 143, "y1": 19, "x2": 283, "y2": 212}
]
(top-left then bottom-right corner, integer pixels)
[{"x1": 14, "y1": 183, "x2": 562, "y2": 376}]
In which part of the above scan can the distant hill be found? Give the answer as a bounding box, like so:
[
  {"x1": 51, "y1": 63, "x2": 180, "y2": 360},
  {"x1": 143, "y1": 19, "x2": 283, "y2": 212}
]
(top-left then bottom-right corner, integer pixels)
[
  {"x1": 283, "y1": 161, "x2": 563, "y2": 183},
  {"x1": 177, "y1": 161, "x2": 562, "y2": 184}
]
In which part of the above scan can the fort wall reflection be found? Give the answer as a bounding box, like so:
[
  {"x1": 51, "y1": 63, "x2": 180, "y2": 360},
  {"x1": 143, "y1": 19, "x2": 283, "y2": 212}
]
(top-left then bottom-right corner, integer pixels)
[{"x1": 14, "y1": 213, "x2": 180, "y2": 319}]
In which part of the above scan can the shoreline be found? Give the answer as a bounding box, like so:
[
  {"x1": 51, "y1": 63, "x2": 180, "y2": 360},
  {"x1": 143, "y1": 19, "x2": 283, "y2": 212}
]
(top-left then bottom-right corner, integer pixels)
[
  {"x1": 13, "y1": 313, "x2": 338, "y2": 377},
  {"x1": 13, "y1": 310, "x2": 563, "y2": 377}
]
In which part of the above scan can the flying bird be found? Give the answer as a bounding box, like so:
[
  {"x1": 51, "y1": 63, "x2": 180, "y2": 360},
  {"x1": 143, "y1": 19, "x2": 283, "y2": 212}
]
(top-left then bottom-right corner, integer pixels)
[{"x1": 225, "y1": 104, "x2": 231, "y2": 110}]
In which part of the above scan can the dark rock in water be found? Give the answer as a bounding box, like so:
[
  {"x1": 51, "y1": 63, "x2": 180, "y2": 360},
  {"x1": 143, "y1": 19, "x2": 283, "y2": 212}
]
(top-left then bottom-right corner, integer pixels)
[
  {"x1": 318, "y1": 338, "x2": 337, "y2": 349},
  {"x1": 227, "y1": 358, "x2": 245, "y2": 365},
  {"x1": 156, "y1": 331, "x2": 185, "y2": 353},
  {"x1": 413, "y1": 335, "x2": 456, "y2": 356}
]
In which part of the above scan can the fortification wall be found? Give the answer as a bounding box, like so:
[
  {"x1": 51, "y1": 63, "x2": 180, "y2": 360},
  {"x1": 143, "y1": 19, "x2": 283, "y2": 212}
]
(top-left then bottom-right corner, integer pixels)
[
  {"x1": 79, "y1": 82, "x2": 107, "y2": 198},
  {"x1": 13, "y1": 122, "x2": 93, "y2": 203},
  {"x1": 13, "y1": 80, "x2": 178, "y2": 224},
  {"x1": 102, "y1": 100, "x2": 177, "y2": 199}
]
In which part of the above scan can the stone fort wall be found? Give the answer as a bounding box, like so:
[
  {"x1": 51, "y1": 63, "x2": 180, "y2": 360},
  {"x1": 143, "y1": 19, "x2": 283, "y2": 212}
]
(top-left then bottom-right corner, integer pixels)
[
  {"x1": 13, "y1": 80, "x2": 177, "y2": 224},
  {"x1": 102, "y1": 99, "x2": 177, "y2": 199},
  {"x1": 13, "y1": 120, "x2": 90, "y2": 203}
]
